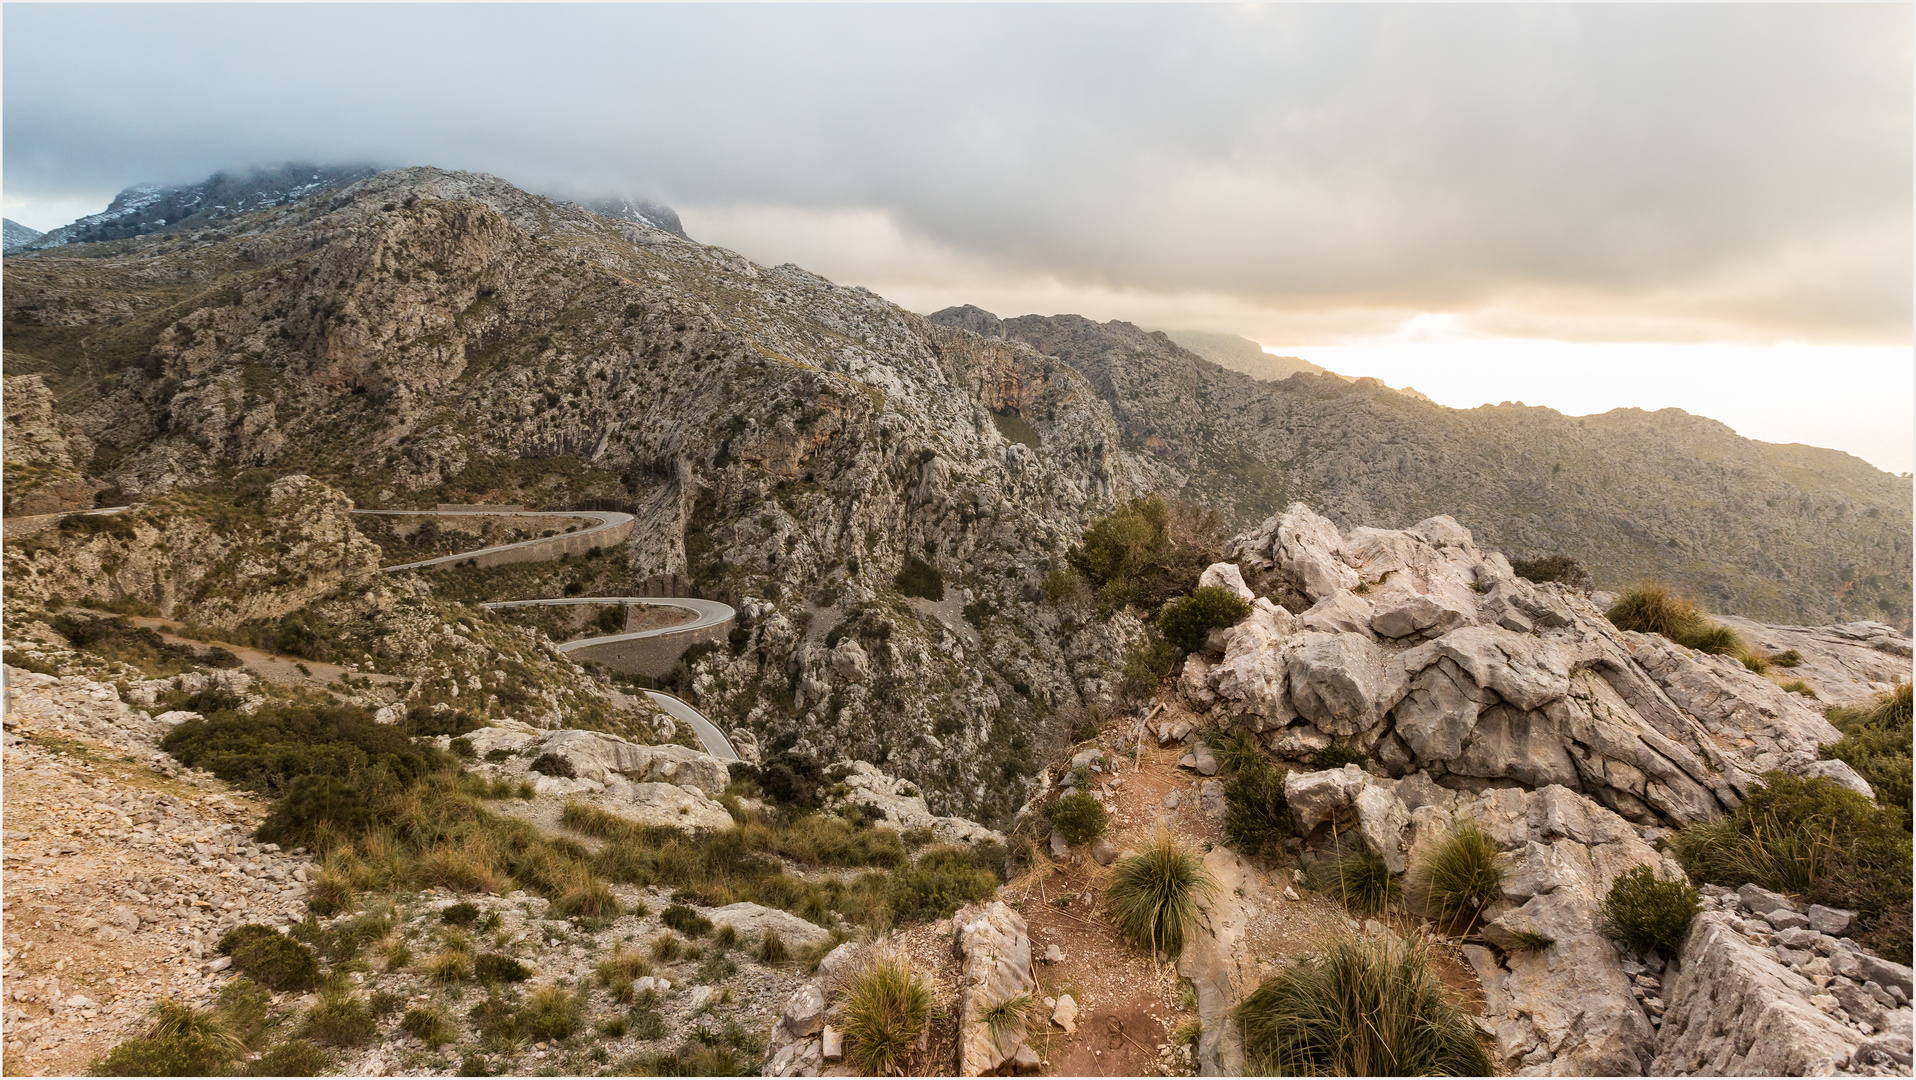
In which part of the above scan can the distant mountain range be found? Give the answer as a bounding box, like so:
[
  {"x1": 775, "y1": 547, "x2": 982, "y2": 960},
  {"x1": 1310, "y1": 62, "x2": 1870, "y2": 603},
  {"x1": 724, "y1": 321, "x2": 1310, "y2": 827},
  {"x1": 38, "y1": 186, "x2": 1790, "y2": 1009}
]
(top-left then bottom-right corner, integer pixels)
[{"x1": 2, "y1": 218, "x2": 45, "y2": 251}]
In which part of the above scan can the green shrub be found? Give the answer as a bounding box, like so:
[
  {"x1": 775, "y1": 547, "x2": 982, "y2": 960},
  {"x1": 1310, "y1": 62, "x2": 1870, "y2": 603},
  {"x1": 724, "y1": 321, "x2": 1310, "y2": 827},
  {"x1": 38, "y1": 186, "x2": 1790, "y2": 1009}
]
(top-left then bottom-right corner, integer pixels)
[
  {"x1": 1065, "y1": 494, "x2": 1224, "y2": 613},
  {"x1": 1157, "y1": 585, "x2": 1252, "y2": 653},
  {"x1": 1669, "y1": 771, "x2": 1910, "y2": 963},
  {"x1": 1121, "y1": 632, "x2": 1183, "y2": 699},
  {"x1": 885, "y1": 845, "x2": 999, "y2": 923},
  {"x1": 1234, "y1": 931, "x2": 1491, "y2": 1076},
  {"x1": 1511, "y1": 554, "x2": 1592, "y2": 590},
  {"x1": 258, "y1": 775, "x2": 371, "y2": 848},
  {"x1": 1413, "y1": 821, "x2": 1505, "y2": 927},
  {"x1": 242, "y1": 1039, "x2": 329, "y2": 1076},
  {"x1": 91, "y1": 999, "x2": 245, "y2": 1076},
  {"x1": 401, "y1": 1005, "x2": 457, "y2": 1048},
  {"x1": 519, "y1": 984, "x2": 583, "y2": 1041},
  {"x1": 475, "y1": 953, "x2": 531, "y2": 984},
  {"x1": 301, "y1": 992, "x2": 375, "y2": 1047},
  {"x1": 661, "y1": 903, "x2": 713, "y2": 938},
  {"x1": 219, "y1": 925, "x2": 320, "y2": 992},
  {"x1": 529, "y1": 752, "x2": 577, "y2": 779},
  {"x1": 1222, "y1": 758, "x2": 1291, "y2": 859},
  {"x1": 1598, "y1": 865, "x2": 1700, "y2": 958},
  {"x1": 841, "y1": 955, "x2": 932, "y2": 1076},
  {"x1": 1329, "y1": 843, "x2": 1399, "y2": 916},
  {"x1": 1107, "y1": 834, "x2": 1216, "y2": 959},
  {"x1": 1048, "y1": 791, "x2": 1108, "y2": 846},
  {"x1": 894, "y1": 555, "x2": 945, "y2": 601},
  {"x1": 1823, "y1": 681, "x2": 1912, "y2": 829},
  {"x1": 441, "y1": 901, "x2": 480, "y2": 926}
]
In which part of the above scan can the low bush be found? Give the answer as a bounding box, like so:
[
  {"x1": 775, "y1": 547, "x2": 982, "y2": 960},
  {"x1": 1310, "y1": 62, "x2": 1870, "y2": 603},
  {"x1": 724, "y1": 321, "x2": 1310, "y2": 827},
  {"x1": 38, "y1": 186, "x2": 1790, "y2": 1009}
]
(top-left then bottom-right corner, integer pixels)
[
  {"x1": 441, "y1": 901, "x2": 480, "y2": 926},
  {"x1": 1048, "y1": 790, "x2": 1108, "y2": 846},
  {"x1": 528, "y1": 752, "x2": 577, "y2": 779},
  {"x1": 1064, "y1": 494, "x2": 1224, "y2": 614},
  {"x1": 1222, "y1": 756, "x2": 1291, "y2": 859},
  {"x1": 1121, "y1": 632, "x2": 1183, "y2": 699},
  {"x1": 301, "y1": 991, "x2": 375, "y2": 1047},
  {"x1": 841, "y1": 954, "x2": 932, "y2": 1076},
  {"x1": 401, "y1": 1005, "x2": 457, "y2": 1048},
  {"x1": 1234, "y1": 931, "x2": 1492, "y2": 1076},
  {"x1": 1598, "y1": 865, "x2": 1700, "y2": 958},
  {"x1": 1511, "y1": 554, "x2": 1592, "y2": 590},
  {"x1": 894, "y1": 555, "x2": 945, "y2": 601},
  {"x1": 1107, "y1": 833, "x2": 1216, "y2": 959},
  {"x1": 218, "y1": 925, "x2": 320, "y2": 992},
  {"x1": 1669, "y1": 771, "x2": 1910, "y2": 963},
  {"x1": 1822, "y1": 681, "x2": 1912, "y2": 829},
  {"x1": 1413, "y1": 821, "x2": 1505, "y2": 928},
  {"x1": 661, "y1": 903, "x2": 714, "y2": 938},
  {"x1": 242, "y1": 1039, "x2": 328, "y2": 1076},
  {"x1": 475, "y1": 953, "x2": 531, "y2": 984},
  {"x1": 1157, "y1": 585, "x2": 1252, "y2": 653},
  {"x1": 90, "y1": 999, "x2": 245, "y2": 1076},
  {"x1": 884, "y1": 845, "x2": 999, "y2": 924}
]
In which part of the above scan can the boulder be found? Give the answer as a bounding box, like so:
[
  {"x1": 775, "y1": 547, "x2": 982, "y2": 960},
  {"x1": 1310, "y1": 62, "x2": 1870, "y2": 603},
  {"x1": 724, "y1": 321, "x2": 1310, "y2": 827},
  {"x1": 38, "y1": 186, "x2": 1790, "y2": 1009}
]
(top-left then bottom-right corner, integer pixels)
[
  {"x1": 1050, "y1": 994, "x2": 1078, "y2": 1034},
  {"x1": 1198, "y1": 562, "x2": 1255, "y2": 603},
  {"x1": 1803, "y1": 758, "x2": 1876, "y2": 799},
  {"x1": 1175, "y1": 848, "x2": 1257, "y2": 1076},
  {"x1": 1653, "y1": 912, "x2": 1869, "y2": 1076},
  {"x1": 600, "y1": 782, "x2": 735, "y2": 830},
  {"x1": 1371, "y1": 595, "x2": 1467, "y2": 641},
  {"x1": 535, "y1": 729, "x2": 730, "y2": 794},
  {"x1": 1737, "y1": 883, "x2": 1796, "y2": 916},
  {"x1": 953, "y1": 901, "x2": 1038, "y2": 1076},
  {"x1": 1283, "y1": 766, "x2": 1370, "y2": 833},
  {"x1": 1807, "y1": 904, "x2": 1855, "y2": 936},
  {"x1": 706, "y1": 903, "x2": 833, "y2": 949},
  {"x1": 1286, "y1": 633, "x2": 1390, "y2": 735}
]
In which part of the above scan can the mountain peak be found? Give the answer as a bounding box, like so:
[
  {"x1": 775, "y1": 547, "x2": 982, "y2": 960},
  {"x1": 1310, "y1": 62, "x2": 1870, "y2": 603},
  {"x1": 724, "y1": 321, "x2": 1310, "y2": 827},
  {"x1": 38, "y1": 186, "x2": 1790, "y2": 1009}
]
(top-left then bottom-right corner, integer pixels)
[{"x1": 19, "y1": 162, "x2": 377, "y2": 251}]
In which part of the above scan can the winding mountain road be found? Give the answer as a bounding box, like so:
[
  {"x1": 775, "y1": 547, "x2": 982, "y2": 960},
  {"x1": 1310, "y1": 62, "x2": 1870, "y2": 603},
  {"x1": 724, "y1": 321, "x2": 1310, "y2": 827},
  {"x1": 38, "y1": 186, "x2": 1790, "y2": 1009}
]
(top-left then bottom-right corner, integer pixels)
[{"x1": 352, "y1": 508, "x2": 738, "y2": 759}]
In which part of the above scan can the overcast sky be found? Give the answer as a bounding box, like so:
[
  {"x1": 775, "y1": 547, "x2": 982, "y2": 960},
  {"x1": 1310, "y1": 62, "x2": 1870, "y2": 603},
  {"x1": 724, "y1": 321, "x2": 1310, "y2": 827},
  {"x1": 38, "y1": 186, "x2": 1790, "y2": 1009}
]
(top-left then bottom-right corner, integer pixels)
[{"x1": 5, "y1": 4, "x2": 1910, "y2": 471}]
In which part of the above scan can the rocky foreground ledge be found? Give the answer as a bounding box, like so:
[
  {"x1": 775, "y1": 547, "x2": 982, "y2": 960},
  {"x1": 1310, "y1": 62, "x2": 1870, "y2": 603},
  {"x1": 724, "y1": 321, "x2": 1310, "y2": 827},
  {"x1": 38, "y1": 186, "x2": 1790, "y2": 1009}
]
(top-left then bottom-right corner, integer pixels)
[{"x1": 1158, "y1": 503, "x2": 1911, "y2": 1076}]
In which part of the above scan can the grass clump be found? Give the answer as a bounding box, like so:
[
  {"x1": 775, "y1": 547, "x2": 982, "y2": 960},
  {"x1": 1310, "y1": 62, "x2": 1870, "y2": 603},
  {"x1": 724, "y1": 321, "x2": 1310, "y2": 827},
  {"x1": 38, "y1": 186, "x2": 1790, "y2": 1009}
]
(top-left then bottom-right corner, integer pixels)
[
  {"x1": 1157, "y1": 585, "x2": 1251, "y2": 653},
  {"x1": 841, "y1": 954, "x2": 932, "y2": 1077},
  {"x1": 596, "y1": 946, "x2": 652, "y2": 1001},
  {"x1": 1669, "y1": 771, "x2": 1911, "y2": 963},
  {"x1": 441, "y1": 901, "x2": 480, "y2": 926},
  {"x1": 1234, "y1": 931, "x2": 1492, "y2": 1076},
  {"x1": 979, "y1": 993, "x2": 1033, "y2": 1042},
  {"x1": 1509, "y1": 929, "x2": 1556, "y2": 952},
  {"x1": 661, "y1": 903, "x2": 714, "y2": 938},
  {"x1": 1822, "y1": 681, "x2": 1912, "y2": 829},
  {"x1": 474, "y1": 952, "x2": 531, "y2": 984},
  {"x1": 218, "y1": 924, "x2": 320, "y2": 992},
  {"x1": 1047, "y1": 790, "x2": 1108, "y2": 846},
  {"x1": 1326, "y1": 842, "x2": 1399, "y2": 916},
  {"x1": 1413, "y1": 821, "x2": 1506, "y2": 928},
  {"x1": 519, "y1": 984, "x2": 584, "y2": 1041},
  {"x1": 401, "y1": 1005, "x2": 458, "y2": 1048},
  {"x1": 90, "y1": 999, "x2": 246, "y2": 1076},
  {"x1": 1604, "y1": 585, "x2": 1759, "y2": 665},
  {"x1": 1107, "y1": 833, "x2": 1216, "y2": 959},
  {"x1": 1598, "y1": 865, "x2": 1700, "y2": 958},
  {"x1": 757, "y1": 928, "x2": 791, "y2": 965}
]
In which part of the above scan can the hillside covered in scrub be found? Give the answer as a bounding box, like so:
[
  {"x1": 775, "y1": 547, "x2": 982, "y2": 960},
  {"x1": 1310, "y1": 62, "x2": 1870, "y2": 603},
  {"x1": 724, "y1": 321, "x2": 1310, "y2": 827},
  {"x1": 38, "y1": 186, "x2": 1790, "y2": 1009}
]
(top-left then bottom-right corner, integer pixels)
[{"x1": 929, "y1": 308, "x2": 1913, "y2": 630}]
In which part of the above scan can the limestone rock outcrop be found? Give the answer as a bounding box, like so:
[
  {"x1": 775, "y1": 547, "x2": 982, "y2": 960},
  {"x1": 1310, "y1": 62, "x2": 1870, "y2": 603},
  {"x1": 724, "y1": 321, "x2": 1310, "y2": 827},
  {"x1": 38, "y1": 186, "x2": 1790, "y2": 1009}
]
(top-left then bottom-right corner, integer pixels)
[
  {"x1": 827, "y1": 760, "x2": 1004, "y2": 846},
  {"x1": 952, "y1": 901, "x2": 1038, "y2": 1075},
  {"x1": 1204, "y1": 504, "x2": 1880, "y2": 827}
]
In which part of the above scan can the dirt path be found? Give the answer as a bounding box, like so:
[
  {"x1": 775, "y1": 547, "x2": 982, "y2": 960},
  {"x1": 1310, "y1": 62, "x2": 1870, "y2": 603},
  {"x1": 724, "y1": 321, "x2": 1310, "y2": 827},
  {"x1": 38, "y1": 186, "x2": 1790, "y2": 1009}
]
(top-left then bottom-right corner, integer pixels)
[{"x1": 1008, "y1": 733, "x2": 1484, "y2": 1076}]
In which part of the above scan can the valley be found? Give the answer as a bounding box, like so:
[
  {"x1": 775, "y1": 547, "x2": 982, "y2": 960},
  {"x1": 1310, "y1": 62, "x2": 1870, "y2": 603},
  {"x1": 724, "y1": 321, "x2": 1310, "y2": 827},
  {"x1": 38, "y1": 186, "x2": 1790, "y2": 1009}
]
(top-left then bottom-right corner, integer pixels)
[{"x1": 2, "y1": 165, "x2": 1911, "y2": 1078}]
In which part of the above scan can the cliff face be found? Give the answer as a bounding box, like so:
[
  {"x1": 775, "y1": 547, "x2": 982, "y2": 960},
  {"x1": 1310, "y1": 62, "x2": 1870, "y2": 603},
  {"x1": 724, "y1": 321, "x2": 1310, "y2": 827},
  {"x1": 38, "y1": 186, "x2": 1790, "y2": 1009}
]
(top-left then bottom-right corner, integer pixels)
[
  {"x1": 2, "y1": 168, "x2": 1149, "y2": 822},
  {"x1": 946, "y1": 311, "x2": 1911, "y2": 630}
]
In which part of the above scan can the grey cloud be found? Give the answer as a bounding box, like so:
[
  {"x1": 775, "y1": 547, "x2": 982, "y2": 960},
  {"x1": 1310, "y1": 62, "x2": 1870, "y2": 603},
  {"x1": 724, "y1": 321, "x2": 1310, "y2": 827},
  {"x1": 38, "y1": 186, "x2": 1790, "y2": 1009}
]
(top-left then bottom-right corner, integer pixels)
[{"x1": 3, "y1": 4, "x2": 1907, "y2": 340}]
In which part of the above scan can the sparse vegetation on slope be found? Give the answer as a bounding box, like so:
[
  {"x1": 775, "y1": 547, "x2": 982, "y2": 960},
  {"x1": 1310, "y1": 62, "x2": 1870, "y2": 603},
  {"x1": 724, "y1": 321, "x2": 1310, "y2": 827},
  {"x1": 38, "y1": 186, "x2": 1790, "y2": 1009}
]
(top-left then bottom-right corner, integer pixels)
[
  {"x1": 1669, "y1": 772, "x2": 1911, "y2": 963},
  {"x1": 1822, "y1": 681, "x2": 1913, "y2": 829}
]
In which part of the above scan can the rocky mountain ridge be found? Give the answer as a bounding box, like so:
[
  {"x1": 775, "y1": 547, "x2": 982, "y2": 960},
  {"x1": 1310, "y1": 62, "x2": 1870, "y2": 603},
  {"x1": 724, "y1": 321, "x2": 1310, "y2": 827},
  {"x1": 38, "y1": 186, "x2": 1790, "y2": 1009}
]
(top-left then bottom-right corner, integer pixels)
[
  {"x1": 4, "y1": 217, "x2": 46, "y2": 251},
  {"x1": 927, "y1": 308, "x2": 1912, "y2": 630},
  {"x1": 17, "y1": 164, "x2": 379, "y2": 252}
]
